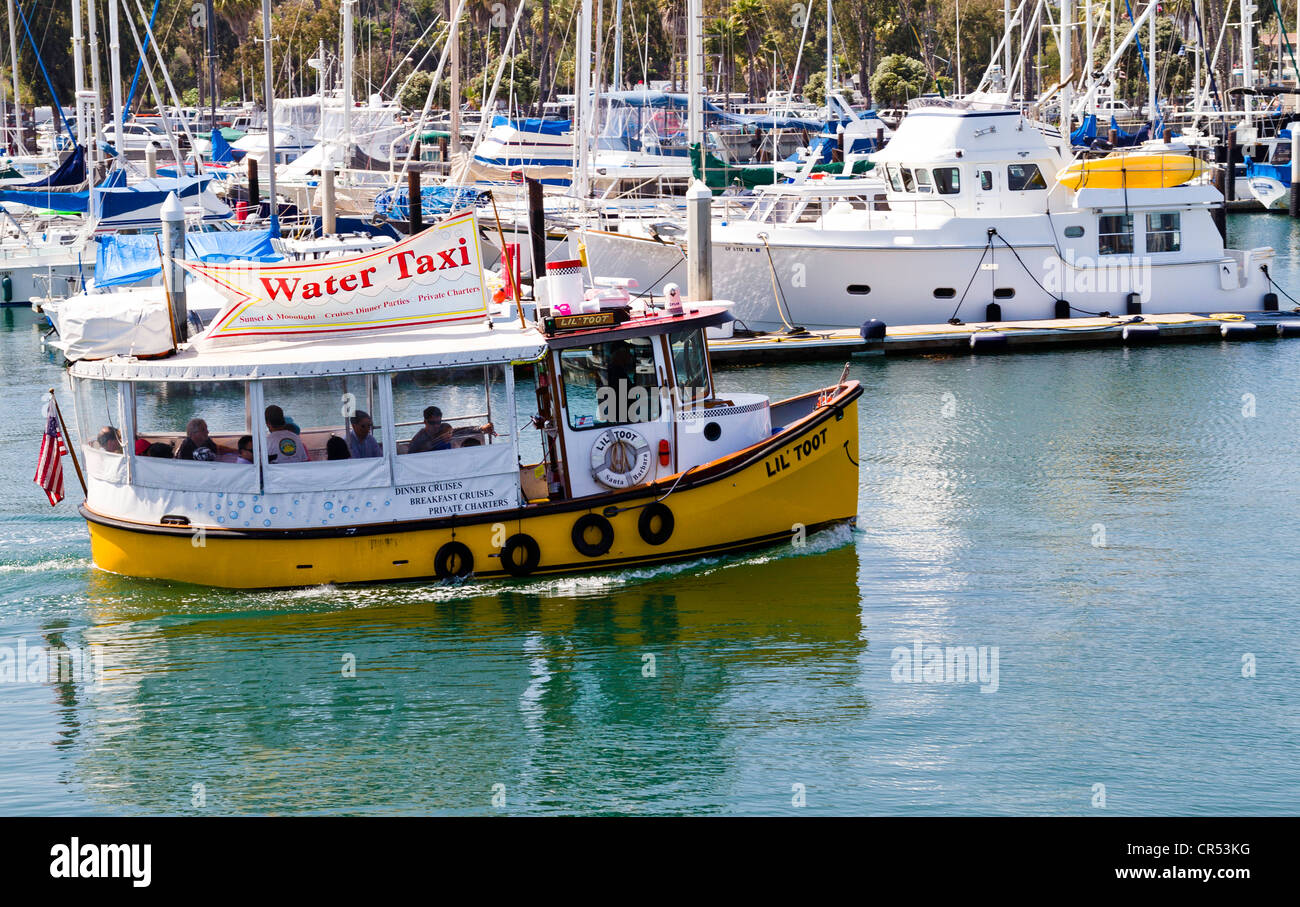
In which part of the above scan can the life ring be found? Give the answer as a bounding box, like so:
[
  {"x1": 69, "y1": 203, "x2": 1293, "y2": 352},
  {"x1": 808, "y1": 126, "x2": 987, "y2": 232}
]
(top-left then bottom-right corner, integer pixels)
[
  {"x1": 433, "y1": 541, "x2": 474, "y2": 579},
  {"x1": 571, "y1": 513, "x2": 615, "y2": 557},
  {"x1": 500, "y1": 533, "x2": 541, "y2": 576},
  {"x1": 589, "y1": 427, "x2": 653, "y2": 488},
  {"x1": 637, "y1": 502, "x2": 675, "y2": 546}
]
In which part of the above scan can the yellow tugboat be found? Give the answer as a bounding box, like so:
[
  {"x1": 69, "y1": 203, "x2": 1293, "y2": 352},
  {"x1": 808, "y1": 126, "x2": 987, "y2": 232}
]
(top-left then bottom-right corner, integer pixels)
[{"x1": 66, "y1": 211, "x2": 860, "y2": 589}]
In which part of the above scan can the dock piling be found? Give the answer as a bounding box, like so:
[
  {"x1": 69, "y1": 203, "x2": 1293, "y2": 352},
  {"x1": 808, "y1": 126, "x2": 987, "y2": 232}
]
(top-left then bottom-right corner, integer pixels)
[
  {"x1": 322, "y1": 165, "x2": 336, "y2": 236},
  {"x1": 407, "y1": 169, "x2": 422, "y2": 234},
  {"x1": 160, "y1": 192, "x2": 188, "y2": 343},
  {"x1": 686, "y1": 179, "x2": 712, "y2": 302}
]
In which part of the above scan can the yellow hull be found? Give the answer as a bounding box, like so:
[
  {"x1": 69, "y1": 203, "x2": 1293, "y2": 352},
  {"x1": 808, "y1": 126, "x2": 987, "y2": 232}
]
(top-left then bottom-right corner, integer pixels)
[
  {"x1": 84, "y1": 389, "x2": 861, "y2": 589},
  {"x1": 1056, "y1": 153, "x2": 1207, "y2": 190}
]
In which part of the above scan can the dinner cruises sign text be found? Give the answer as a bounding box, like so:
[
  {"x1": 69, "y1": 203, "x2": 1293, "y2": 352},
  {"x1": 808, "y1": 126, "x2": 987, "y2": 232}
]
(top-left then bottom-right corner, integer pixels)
[{"x1": 187, "y1": 209, "x2": 491, "y2": 340}]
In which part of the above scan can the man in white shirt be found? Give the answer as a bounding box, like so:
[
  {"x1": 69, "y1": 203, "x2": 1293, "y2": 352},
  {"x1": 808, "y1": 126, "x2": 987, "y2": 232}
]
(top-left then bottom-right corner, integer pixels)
[{"x1": 265, "y1": 405, "x2": 309, "y2": 463}]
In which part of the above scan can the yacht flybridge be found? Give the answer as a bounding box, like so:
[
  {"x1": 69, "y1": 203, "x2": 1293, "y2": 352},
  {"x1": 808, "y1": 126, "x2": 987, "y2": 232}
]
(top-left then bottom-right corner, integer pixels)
[
  {"x1": 579, "y1": 101, "x2": 1278, "y2": 332},
  {"x1": 67, "y1": 210, "x2": 861, "y2": 588}
]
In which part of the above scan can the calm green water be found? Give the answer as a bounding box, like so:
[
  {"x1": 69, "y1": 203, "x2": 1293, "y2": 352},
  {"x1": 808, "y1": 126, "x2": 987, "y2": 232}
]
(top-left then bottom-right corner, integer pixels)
[{"x1": 2, "y1": 215, "x2": 1299, "y2": 816}]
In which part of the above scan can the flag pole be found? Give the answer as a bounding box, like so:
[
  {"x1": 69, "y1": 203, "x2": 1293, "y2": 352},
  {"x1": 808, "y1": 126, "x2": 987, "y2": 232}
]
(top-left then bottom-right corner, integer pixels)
[
  {"x1": 487, "y1": 191, "x2": 527, "y2": 331},
  {"x1": 50, "y1": 388, "x2": 87, "y2": 496}
]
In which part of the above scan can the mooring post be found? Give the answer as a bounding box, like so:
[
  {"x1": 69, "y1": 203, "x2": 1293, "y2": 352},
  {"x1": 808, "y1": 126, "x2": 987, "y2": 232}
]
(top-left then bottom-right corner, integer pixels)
[
  {"x1": 686, "y1": 179, "x2": 712, "y2": 302},
  {"x1": 1290, "y1": 123, "x2": 1300, "y2": 217},
  {"x1": 322, "y1": 165, "x2": 337, "y2": 235},
  {"x1": 144, "y1": 143, "x2": 157, "y2": 178},
  {"x1": 160, "y1": 192, "x2": 188, "y2": 343},
  {"x1": 407, "y1": 169, "x2": 422, "y2": 234},
  {"x1": 248, "y1": 157, "x2": 260, "y2": 212},
  {"x1": 527, "y1": 177, "x2": 546, "y2": 284},
  {"x1": 1225, "y1": 129, "x2": 1237, "y2": 202}
]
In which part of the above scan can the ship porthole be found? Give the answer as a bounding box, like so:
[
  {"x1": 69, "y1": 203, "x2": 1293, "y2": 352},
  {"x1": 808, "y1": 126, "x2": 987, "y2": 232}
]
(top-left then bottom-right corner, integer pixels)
[
  {"x1": 500, "y1": 534, "x2": 542, "y2": 576},
  {"x1": 434, "y1": 541, "x2": 474, "y2": 579},
  {"x1": 637, "y1": 503, "x2": 675, "y2": 546},
  {"x1": 572, "y1": 514, "x2": 615, "y2": 557}
]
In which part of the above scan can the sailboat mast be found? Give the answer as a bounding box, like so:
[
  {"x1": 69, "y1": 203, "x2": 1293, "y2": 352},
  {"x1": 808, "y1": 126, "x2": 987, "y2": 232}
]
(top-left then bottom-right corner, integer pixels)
[
  {"x1": 687, "y1": 0, "x2": 702, "y2": 149},
  {"x1": 574, "y1": 0, "x2": 592, "y2": 198},
  {"x1": 1240, "y1": 0, "x2": 1253, "y2": 124},
  {"x1": 71, "y1": 0, "x2": 86, "y2": 148},
  {"x1": 613, "y1": 0, "x2": 624, "y2": 91},
  {"x1": 108, "y1": 0, "x2": 125, "y2": 165},
  {"x1": 87, "y1": 0, "x2": 103, "y2": 176},
  {"x1": 261, "y1": 0, "x2": 279, "y2": 232},
  {"x1": 1148, "y1": 0, "x2": 1156, "y2": 130},
  {"x1": 343, "y1": 0, "x2": 355, "y2": 156},
  {"x1": 1062, "y1": 0, "x2": 1072, "y2": 133},
  {"x1": 207, "y1": 0, "x2": 217, "y2": 129},
  {"x1": 7, "y1": 0, "x2": 24, "y2": 153},
  {"x1": 825, "y1": 0, "x2": 832, "y2": 109}
]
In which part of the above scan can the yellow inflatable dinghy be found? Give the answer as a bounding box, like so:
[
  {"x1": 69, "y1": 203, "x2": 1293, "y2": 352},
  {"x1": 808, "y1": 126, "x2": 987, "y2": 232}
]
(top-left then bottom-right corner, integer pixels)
[{"x1": 1056, "y1": 153, "x2": 1208, "y2": 191}]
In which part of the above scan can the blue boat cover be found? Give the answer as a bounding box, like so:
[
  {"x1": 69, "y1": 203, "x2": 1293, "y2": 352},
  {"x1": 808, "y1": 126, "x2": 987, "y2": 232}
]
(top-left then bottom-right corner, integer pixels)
[
  {"x1": 210, "y1": 127, "x2": 235, "y2": 163},
  {"x1": 490, "y1": 116, "x2": 572, "y2": 135},
  {"x1": 1071, "y1": 115, "x2": 1098, "y2": 146},
  {"x1": 92, "y1": 175, "x2": 215, "y2": 226},
  {"x1": 94, "y1": 229, "x2": 282, "y2": 288},
  {"x1": 13, "y1": 145, "x2": 86, "y2": 188},
  {"x1": 374, "y1": 184, "x2": 488, "y2": 222}
]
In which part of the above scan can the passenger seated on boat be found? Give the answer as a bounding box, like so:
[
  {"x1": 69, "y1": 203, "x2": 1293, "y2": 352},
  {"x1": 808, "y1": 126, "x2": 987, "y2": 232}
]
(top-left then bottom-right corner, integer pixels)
[
  {"x1": 144, "y1": 441, "x2": 174, "y2": 458},
  {"x1": 134, "y1": 439, "x2": 150, "y2": 456},
  {"x1": 407, "y1": 406, "x2": 454, "y2": 453},
  {"x1": 345, "y1": 410, "x2": 382, "y2": 459},
  {"x1": 326, "y1": 436, "x2": 350, "y2": 460},
  {"x1": 95, "y1": 426, "x2": 122, "y2": 454},
  {"x1": 220, "y1": 435, "x2": 254, "y2": 464},
  {"x1": 177, "y1": 418, "x2": 223, "y2": 462},
  {"x1": 264, "y1": 405, "x2": 310, "y2": 463}
]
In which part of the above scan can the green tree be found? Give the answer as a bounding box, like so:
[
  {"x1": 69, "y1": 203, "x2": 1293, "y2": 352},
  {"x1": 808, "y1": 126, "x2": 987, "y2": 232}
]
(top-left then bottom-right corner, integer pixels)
[{"x1": 869, "y1": 53, "x2": 928, "y2": 107}]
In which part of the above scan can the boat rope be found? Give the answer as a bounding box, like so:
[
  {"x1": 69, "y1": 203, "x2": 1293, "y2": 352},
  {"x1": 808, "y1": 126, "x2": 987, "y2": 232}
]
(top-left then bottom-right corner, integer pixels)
[
  {"x1": 947, "y1": 231, "x2": 994, "y2": 324},
  {"x1": 630, "y1": 245, "x2": 688, "y2": 303},
  {"x1": 1261, "y1": 264, "x2": 1300, "y2": 309},
  {"x1": 600, "y1": 466, "x2": 700, "y2": 518},
  {"x1": 756, "y1": 232, "x2": 805, "y2": 333}
]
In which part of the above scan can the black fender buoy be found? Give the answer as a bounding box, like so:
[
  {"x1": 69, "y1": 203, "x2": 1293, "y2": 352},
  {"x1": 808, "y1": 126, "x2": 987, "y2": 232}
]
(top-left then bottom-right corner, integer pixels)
[
  {"x1": 1263, "y1": 292, "x2": 1279, "y2": 312},
  {"x1": 1126, "y1": 292, "x2": 1143, "y2": 315},
  {"x1": 984, "y1": 302, "x2": 1002, "y2": 322},
  {"x1": 500, "y1": 533, "x2": 541, "y2": 576},
  {"x1": 1054, "y1": 299, "x2": 1071, "y2": 319},
  {"x1": 433, "y1": 541, "x2": 474, "y2": 579},
  {"x1": 571, "y1": 513, "x2": 614, "y2": 557},
  {"x1": 637, "y1": 502, "x2": 675, "y2": 546},
  {"x1": 860, "y1": 318, "x2": 887, "y2": 340}
]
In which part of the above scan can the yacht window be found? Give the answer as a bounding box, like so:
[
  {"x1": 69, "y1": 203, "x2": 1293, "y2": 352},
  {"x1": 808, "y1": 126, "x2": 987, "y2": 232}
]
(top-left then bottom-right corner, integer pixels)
[
  {"x1": 1145, "y1": 212, "x2": 1181, "y2": 253},
  {"x1": 933, "y1": 167, "x2": 961, "y2": 194},
  {"x1": 993, "y1": 287, "x2": 1015, "y2": 299},
  {"x1": 1098, "y1": 214, "x2": 1134, "y2": 255},
  {"x1": 914, "y1": 169, "x2": 934, "y2": 193},
  {"x1": 933, "y1": 288, "x2": 957, "y2": 299},
  {"x1": 392, "y1": 366, "x2": 504, "y2": 454},
  {"x1": 561, "y1": 338, "x2": 659, "y2": 430},
  {"x1": 1272, "y1": 141, "x2": 1292, "y2": 166},
  {"x1": 1063, "y1": 225, "x2": 1085, "y2": 238},
  {"x1": 1007, "y1": 163, "x2": 1047, "y2": 190},
  {"x1": 900, "y1": 168, "x2": 916, "y2": 192},
  {"x1": 979, "y1": 170, "x2": 993, "y2": 190},
  {"x1": 259, "y1": 375, "x2": 385, "y2": 463},
  {"x1": 669, "y1": 329, "x2": 711, "y2": 404},
  {"x1": 133, "y1": 380, "x2": 252, "y2": 463},
  {"x1": 885, "y1": 164, "x2": 904, "y2": 193}
]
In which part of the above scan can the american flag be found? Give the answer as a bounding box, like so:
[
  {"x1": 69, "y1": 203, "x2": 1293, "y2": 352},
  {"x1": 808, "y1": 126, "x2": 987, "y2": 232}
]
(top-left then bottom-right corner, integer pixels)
[{"x1": 34, "y1": 394, "x2": 67, "y2": 506}]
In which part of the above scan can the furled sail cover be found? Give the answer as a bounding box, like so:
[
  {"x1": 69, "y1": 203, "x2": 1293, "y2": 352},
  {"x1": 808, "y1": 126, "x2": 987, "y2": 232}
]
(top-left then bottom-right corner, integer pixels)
[{"x1": 186, "y1": 209, "x2": 490, "y2": 341}]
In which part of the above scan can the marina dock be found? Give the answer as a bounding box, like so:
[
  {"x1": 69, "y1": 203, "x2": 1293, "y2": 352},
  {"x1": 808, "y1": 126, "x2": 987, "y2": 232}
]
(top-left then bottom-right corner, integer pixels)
[{"x1": 709, "y1": 311, "x2": 1300, "y2": 362}]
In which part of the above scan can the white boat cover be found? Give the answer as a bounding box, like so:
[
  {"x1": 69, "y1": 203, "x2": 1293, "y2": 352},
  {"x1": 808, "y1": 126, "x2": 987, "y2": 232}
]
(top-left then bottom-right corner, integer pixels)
[{"x1": 52, "y1": 292, "x2": 175, "y2": 361}]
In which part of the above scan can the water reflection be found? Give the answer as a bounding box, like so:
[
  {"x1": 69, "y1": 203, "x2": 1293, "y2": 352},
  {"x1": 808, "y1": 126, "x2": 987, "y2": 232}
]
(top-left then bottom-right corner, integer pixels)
[{"x1": 69, "y1": 538, "x2": 864, "y2": 814}]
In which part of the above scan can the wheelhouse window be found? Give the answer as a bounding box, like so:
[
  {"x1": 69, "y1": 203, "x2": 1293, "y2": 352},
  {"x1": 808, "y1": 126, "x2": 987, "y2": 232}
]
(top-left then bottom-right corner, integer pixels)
[
  {"x1": 900, "y1": 167, "x2": 916, "y2": 192},
  {"x1": 668, "y1": 329, "x2": 711, "y2": 405},
  {"x1": 979, "y1": 170, "x2": 993, "y2": 190},
  {"x1": 1145, "y1": 212, "x2": 1181, "y2": 253},
  {"x1": 914, "y1": 168, "x2": 934, "y2": 193},
  {"x1": 258, "y1": 375, "x2": 384, "y2": 464},
  {"x1": 1098, "y1": 214, "x2": 1134, "y2": 255},
  {"x1": 885, "y1": 163, "x2": 904, "y2": 193},
  {"x1": 933, "y1": 167, "x2": 961, "y2": 194},
  {"x1": 391, "y1": 365, "x2": 504, "y2": 455},
  {"x1": 133, "y1": 380, "x2": 252, "y2": 464},
  {"x1": 561, "y1": 337, "x2": 659, "y2": 430},
  {"x1": 1006, "y1": 163, "x2": 1046, "y2": 190}
]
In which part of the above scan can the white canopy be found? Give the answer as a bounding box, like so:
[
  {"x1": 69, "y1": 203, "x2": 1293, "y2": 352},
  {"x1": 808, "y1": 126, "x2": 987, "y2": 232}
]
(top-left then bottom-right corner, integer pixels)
[{"x1": 69, "y1": 318, "x2": 546, "y2": 382}]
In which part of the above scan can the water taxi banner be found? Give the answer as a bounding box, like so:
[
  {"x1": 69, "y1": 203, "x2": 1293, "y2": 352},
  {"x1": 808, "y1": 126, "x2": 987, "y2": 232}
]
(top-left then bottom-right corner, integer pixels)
[{"x1": 187, "y1": 210, "x2": 490, "y2": 340}]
